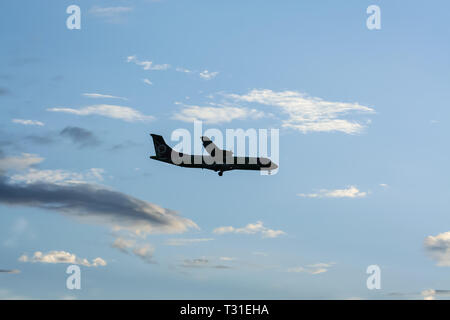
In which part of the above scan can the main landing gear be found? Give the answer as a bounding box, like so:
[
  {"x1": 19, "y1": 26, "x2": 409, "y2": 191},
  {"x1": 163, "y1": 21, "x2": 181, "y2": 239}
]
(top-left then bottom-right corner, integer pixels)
[{"x1": 218, "y1": 171, "x2": 223, "y2": 176}]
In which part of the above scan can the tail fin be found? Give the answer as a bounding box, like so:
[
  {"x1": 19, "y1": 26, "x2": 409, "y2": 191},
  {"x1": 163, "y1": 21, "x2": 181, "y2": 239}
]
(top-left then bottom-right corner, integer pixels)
[{"x1": 150, "y1": 134, "x2": 172, "y2": 159}]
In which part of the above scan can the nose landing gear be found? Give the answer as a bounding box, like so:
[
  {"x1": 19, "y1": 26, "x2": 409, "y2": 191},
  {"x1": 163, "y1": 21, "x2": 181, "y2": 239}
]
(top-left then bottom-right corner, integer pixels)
[{"x1": 218, "y1": 171, "x2": 223, "y2": 176}]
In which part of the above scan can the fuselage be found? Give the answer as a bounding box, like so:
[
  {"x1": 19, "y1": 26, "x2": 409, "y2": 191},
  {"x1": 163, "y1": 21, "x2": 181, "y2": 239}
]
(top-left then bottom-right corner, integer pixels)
[
  {"x1": 149, "y1": 133, "x2": 278, "y2": 176},
  {"x1": 150, "y1": 153, "x2": 278, "y2": 173}
]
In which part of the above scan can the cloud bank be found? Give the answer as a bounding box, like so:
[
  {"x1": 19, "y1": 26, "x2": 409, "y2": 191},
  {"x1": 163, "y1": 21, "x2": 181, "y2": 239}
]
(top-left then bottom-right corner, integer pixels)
[
  {"x1": 424, "y1": 232, "x2": 450, "y2": 266},
  {"x1": 19, "y1": 251, "x2": 106, "y2": 267},
  {"x1": 0, "y1": 174, "x2": 197, "y2": 236},
  {"x1": 226, "y1": 89, "x2": 374, "y2": 134}
]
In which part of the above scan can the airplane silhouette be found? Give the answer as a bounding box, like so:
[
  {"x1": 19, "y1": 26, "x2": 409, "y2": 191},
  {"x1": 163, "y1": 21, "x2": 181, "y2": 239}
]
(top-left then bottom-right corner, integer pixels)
[{"x1": 150, "y1": 134, "x2": 278, "y2": 176}]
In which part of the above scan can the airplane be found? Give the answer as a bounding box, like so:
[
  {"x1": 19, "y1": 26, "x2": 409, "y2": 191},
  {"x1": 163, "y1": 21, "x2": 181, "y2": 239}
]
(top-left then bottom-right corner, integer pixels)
[{"x1": 149, "y1": 134, "x2": 278, "y2": 176}]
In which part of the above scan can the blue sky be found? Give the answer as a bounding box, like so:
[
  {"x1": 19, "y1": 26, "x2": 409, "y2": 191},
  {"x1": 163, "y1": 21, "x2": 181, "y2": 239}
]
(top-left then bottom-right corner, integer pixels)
[{"x1": 1, "y1": 0, "x2": 450, "y2": 300}]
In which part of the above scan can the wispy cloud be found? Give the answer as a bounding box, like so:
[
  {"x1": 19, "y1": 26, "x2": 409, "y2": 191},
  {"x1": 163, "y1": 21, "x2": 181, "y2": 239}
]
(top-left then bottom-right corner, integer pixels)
[
  {"x1": 173, "y1": 103, "x2": 265, "y2": 124},
  {"x1": 10, "y1": 168, "x2": 104, "y2": 185},
  {"x1": 298, "y1": 186, "x2": 367, "y2": 198},
  {"x1": 112, "y1": 236, "x2": 135, "y2": 253},
  {"x1": 132, "y1": 244, "x2": 155, "y2": 263},
  {"x1": 143, "y1": 78, "x2": 153, "y2": 86},
  {"x1": 89, "y1": 6, "x2": 133, "y2": 23},
  {"x1": 12, "y1": 119, "x2": 44, "y2": 126},
  {"x1": 165, "y1": 238, "x2": 214, "y2": 246},
  {"x1": 175, "y1": 67, "x2": 192, "y2": 73},
  {"x1": 0, "y1": 153, "x2": 44, "y2": 171},
  {"x1": 47, "y1": 104, "x2": 154, "y2": 122},
  {"x1": 252, "y1": 251, "x2": 269, "y2": 257},
  {"x1": 60, "y1": 126, "x2": 100, "y2": 148},
  {"x1": 127, "y1": 55, "x2": 218, "y2": 81},
  {"x1": 181, "y1": 258, "x2": 232, "y2": 269},
  {"x1": 213, "y1": 221, "x2": 285, "y2": 238},
  {"x1": 219, "y1": 257, "x2": 236, "y2": 261},
  {"x1": 199, "y1": 70, "x2": 219, "y2": 80},
  {"x1": 82, "y1": 93, "x2": 127, "y2": 100},
  {"x1": 288, "y1": 262, "x2": 335, "y2": 275},
  {"x1": 19, "y1": 251, "x2": 106, "y2": 267},
  {"x1": 127, "y1": 55, "x2": 170, "y2": 71},
  {"x1": 112, "y1": 237, "x2": 156, "y2": 263},
  {"x1": 226, "y1": 89, "x2": 374, "y2": 134},
  {"x1": 0, "y1": 269, "x2": 20, "y2": 274}
]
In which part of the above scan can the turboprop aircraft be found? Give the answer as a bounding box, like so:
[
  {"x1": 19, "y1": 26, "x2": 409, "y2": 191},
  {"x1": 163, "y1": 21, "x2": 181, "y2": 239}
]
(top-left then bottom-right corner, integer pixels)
[{"x1": 149, "y1": 134, "x2": 278, "y2": 176}]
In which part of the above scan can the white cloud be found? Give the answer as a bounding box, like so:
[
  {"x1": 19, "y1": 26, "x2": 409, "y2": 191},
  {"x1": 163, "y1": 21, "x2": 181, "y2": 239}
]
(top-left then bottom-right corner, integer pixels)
[
  {"x1": 132, "y1": 244, "x2": 155, "y2": 262},
  {"x1": 165, "y1": 238, "x2": 214, "y2": 246},
  {"x1": 176, "y1": 67, "x2": 192, "y2": 73},
  {"x1": 213, "y1": 221, "x2": 285, "y2": 238},
  {"x1": 199, "y1": 70, "x2": 219, "y2": 80},
  {"x1": 90, "y1": 6, "x2": 133, "y2": 16},
  {"x1": 112, "y1": 237, "x2": 135, "y2": 253},
  {"x1": 47, "y1": 104, "x2": 154, "y2": 122},
  {"x1": 379, "y1": 183, "x2": 389, "y2": 188},
  {"x1": 82, "y1": 93, "x2": 127, "y2": 100},
  {"x1": 127, "y1": 55, "x2": 170, "y2": 71},
  {"x1": 10, "y1": 168, "x2": 104, "y2": 185},
  {"x1": 112, "y1": 236, "x2": 155, "y2": 263},
  {"x1": 219, "y1": 257, "x2": 236, "y2": 261},
  {"x1": 422, "y1": 289, "x2": 436, "y2": 300},
  {"x1": 252, "y1": 251, "x2": 268, "y2": 256},
  {"x1": 89, "y1": 6, "x2": 133, "y2": 22},
  {"x1": 288, "y1": 262, "x2": 335, "y2": 275},
  {"x1": 12, "y1": 119, "x2": 44, "y2": 126},
  {"x1": 298, "y1": 186, "x2": 367, "y2": 198},
  {"x1": 143, "y1": 78, "x2": 153, "y2": 86},
  {"x1": 424, "y1": 232, "x2": 450, "y2": 266},
  {"x1": 0, "y1": 153, "x2": 44, "y2": 171},
  {"x1": 173, "y1": 104, "x2": 265, "y2": 124},
  {"x1": 226, "y1": 89, "x2": 374, "y2": 134},
  {"x1": 19, "y1": 251, "x2": 107, "y2": 267}
]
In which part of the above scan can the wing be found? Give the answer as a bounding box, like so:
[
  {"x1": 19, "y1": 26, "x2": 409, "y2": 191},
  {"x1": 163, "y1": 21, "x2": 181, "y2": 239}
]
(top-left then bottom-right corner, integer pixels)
[{"x1": 201, "y1": 136, "x2": 233, "y2": 157}]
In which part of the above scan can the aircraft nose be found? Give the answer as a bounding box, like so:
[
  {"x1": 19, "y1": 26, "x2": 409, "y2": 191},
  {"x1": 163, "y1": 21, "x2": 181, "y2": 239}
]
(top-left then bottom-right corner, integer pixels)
[{"x1": 270, "y1": 162, "x2": 278, "y2": 170}]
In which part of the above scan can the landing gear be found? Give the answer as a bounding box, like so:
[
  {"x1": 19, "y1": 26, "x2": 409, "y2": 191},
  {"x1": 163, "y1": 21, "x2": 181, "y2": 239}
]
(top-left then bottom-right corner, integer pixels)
[{"x1": 218, "y1": 171, "x2": 223, "y2": 176}]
